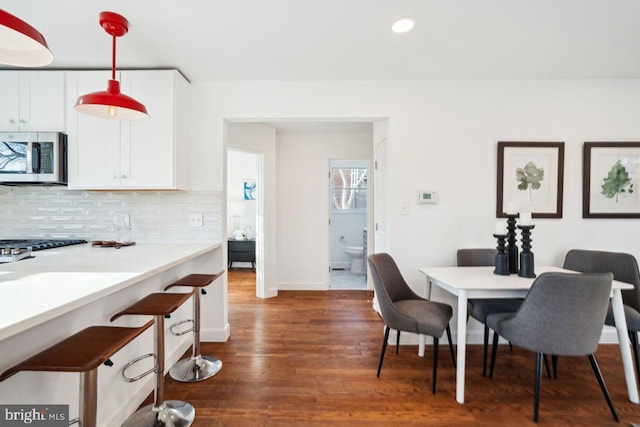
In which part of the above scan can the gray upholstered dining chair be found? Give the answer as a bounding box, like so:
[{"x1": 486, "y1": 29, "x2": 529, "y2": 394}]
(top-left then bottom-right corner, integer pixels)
[
  {"x1": 458, "y1": 248, "x2": 522, "y2": 377},
  {"x1": 368, "y1": 253, "x2": 455, "y2": 394},
  {"x1": 563, "y1": 249, "x2": 640, "y2": 383},
  {"x1": 486, "y1": 272, "x2": 618, "y2": 423}
]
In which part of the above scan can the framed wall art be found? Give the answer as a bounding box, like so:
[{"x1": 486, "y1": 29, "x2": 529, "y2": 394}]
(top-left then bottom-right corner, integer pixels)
[
  {"x1": 583, "y1": 142, "x2": 640, "y2": 218},
  {"x1": 496, "y1": 141, "x2": 564, "y2": 218},
  {"x1": 243, "y1": 180, "x2": 256, "y2": 200}
]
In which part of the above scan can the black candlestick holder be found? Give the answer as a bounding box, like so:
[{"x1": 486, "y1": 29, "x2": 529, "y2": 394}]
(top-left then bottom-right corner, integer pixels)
[
  {"x1": 517, "y1": 224, "x2": 536, "y2": 278},
  {"x1": 506, "y1": 214, "x2": 518, "y2": 274},
  {"x1": 493, "y1": 233, "x2": 509, "y2": 275}
]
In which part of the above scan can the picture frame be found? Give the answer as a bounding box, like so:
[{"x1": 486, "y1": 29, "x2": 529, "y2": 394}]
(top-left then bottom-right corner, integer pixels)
[
  {"x1": 496, "y1": 141, "x2": 564, "y2": 218},
  {"x1": 583, "y1": 142, "x2": 640, "y2": 218},
  {"x1": 243, "y1": 180, "x2": 256, "y2": 200}
]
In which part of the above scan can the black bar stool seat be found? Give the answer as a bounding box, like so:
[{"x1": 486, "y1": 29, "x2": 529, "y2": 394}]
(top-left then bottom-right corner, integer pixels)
[
  {"x1": 0, "y1": 320, "x2": 153, "y2": 427},
  {"x1": 164, "y1": 272, "x2": 224, "y2": 382}
]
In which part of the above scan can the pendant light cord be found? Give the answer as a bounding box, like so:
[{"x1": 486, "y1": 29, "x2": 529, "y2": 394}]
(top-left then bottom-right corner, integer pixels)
[
  {"x1": 74, "y1": 11, "x2": 148, "y2": 119},
  {"x1": 111, "y1": 34, "x2": 116, "y2": 80}
]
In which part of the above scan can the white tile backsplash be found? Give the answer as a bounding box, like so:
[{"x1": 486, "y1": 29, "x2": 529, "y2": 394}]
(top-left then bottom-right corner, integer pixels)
[{"x1": 0, "y1": 187, "x2": 223, "y2": 243}]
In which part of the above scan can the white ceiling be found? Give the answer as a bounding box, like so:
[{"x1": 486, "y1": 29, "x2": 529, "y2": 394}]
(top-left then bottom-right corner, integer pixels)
[{"x1": 3, "y1": 0, "x2": 640, "y2": 83}]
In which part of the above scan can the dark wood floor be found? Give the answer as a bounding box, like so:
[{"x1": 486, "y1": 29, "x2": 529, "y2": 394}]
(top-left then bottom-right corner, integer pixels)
[{"x1": 159, "y1": 269, "x2": 640, "y2": 426}]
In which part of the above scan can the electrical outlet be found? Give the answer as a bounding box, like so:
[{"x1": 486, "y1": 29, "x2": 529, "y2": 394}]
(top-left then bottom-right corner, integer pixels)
[{"x1": 188, "y1": 212, "x2": 204, "y2": 227}]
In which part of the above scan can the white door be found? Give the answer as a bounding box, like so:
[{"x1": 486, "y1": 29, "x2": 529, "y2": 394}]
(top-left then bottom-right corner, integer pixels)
[
  {"x1": 373, "y1": 123, "x2": 389, "y2": 254},
  {"x1": 372, "y1": 121, "x2": 389, "y2": 313}
]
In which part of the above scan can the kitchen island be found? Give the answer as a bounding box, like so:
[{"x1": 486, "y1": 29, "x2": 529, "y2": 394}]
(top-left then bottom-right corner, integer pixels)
[{"x1": 0, "y1": 241, "x2": 226, "y2": 426}]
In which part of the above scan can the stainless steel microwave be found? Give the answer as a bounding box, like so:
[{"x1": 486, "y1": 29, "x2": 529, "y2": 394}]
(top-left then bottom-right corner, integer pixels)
[{"x1": 0, "y1": 132, "x2": 67, "y2": 185}]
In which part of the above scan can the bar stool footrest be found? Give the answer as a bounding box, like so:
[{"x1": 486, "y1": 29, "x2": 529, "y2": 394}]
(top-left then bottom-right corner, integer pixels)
[
  {"x1": 169, "y1": 319, "x2": 195, "y2": 336},
  {"x1": 122, "y1": 400, "x2": 195, "y2": 427},
  {"x1": 169, "y1": 354, "x2": 222, "y2": 383},
  {"x1": 122, "y1": 353, "x2": 157, "y2": 382}
]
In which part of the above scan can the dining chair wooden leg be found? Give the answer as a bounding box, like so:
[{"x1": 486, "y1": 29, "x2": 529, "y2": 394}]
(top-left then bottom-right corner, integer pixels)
[
  {"x1": 432, "y1": 336, "x2": 439, "y2": 394},
  {"x1": 587, "y1": 354, "x2": 619, "y2": 422},
  {"x1": 543, "y1": 354, "x2": 552, "y2": 379},
  {"x1": 446, "y1": 325, "x2": 456, "y2": 368},
  {"x1": 534, "y1": 352, "x2": 543, "y2": 422},
  {"x1": 377, "y1": 326, "x2": 390, "y2": 377},
  {"x1": 482, "y1": 325, "x2": 489, "y2": 377},
  {"x1": 396, "y1": 330, "x2": 401, "y2": 354},
  {"x1": 489, "y1": 331, "x2": 499, "y2": 379}
]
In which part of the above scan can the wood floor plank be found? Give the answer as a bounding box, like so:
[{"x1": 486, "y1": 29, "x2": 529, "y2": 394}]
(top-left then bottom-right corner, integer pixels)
[{"x1": 155, "y1": 269, "x2": 640, "y2": 426}]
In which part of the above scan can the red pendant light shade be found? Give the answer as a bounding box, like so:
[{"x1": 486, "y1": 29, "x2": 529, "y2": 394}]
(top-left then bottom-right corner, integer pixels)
[
  {"x1": 0, "y1": 9, "x2": 54, "y2": 67},
  {"x1": 76, "y1": 78, "x2": 149, "y2": 120},
  {"x1": 74, "y1": 12, "x2": 148, "y2": 120}
]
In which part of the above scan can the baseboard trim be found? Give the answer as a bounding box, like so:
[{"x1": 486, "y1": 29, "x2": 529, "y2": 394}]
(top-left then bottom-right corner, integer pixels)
[
  {"x1": 278, "y1": 281, "x2": 327, "y2": 291},
  {"x1": 201, "y1": 324, "x2": 231, "y2": 342}
]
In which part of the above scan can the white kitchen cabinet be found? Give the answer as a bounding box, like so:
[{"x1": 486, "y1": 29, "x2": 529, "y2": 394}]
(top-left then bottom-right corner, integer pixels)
[
  {"x1": 0, "y1": 71, "x2": 65, "y2": 132},
  {"x1": 66, "y1": 69, "x2": 190, "y2": 189}
]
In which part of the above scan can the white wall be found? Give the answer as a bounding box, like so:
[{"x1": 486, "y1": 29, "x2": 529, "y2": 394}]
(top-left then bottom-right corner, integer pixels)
[
  {"x1": 275, "y1": 131, "x2": 372, "y2": 289},
  {"x1": 189, "y1": 79, "x2": 640, "y2": 340}
]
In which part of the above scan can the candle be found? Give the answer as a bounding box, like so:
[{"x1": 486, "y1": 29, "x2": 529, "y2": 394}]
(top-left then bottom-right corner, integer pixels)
[
  {"x1": 494, "y1": 220, "x2": 507, "y2": 235},
  {"x1": 519, "y1": 212, "x2": 532, "y2": 226},
  {"x1": 506, "y1": 201, "x2": 517, "y2": 215}
]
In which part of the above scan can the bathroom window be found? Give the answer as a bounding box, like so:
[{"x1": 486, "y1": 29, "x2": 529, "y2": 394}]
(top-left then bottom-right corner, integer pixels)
[{"x1": 331, "y1": 167, "x2": 367, "y2": 211}]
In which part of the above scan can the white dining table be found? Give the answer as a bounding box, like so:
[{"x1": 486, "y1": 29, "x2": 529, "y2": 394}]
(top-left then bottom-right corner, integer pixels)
[{"x1": 418, "y1": 265, "x2": 639, "y2": 404}]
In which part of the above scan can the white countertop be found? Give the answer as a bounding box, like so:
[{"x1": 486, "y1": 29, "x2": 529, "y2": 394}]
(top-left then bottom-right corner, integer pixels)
[{"x1": 0, "y1": 241, "x2": 222, "y2": 341}]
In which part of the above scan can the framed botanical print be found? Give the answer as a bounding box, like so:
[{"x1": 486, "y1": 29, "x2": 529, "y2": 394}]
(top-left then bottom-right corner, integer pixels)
[
  {"x1": 583, "y1": 142, "x2": 640, "y2": 218},
  {"x1": 496, "y1": 141, "x2": 564, "y2": 218}
]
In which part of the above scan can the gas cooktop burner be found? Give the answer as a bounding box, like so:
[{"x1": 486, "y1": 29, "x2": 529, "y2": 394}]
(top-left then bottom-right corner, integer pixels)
[
  {"x1": 0, "y1": 239, "x2": 87, "y2": 263},
  {"x1": 0, "y1": 239, "x2": 88, "y2": 251},
  {"x1": 0, "y1": 246, "x2": 32, "y2": 263}
]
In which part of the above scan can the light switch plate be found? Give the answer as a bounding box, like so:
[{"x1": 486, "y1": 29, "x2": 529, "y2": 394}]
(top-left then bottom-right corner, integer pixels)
[
  {"x1": 400, "y1": 201, "x2": 410, "y2": 215},
  {"x1": 188, "y1": 212, "x2": 204, "y2": 227},
  {"x1": 417, "y1": 191, "x2": 438, "y2": 204}
]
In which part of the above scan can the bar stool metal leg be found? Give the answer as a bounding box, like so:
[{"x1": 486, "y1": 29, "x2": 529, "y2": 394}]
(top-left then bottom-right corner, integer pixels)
[
  {"x1": 122, "y1": 314, "x2": 195, "y2": 427},
  {"x1": 169, "y1": 288, "x2": 222, "y2": 382},
  {"x1": 79, "y1": 369, "x2": 98, "y2": 427}
]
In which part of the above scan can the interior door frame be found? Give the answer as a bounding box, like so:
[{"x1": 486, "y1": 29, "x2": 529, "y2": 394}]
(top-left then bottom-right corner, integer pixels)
[{"x1": 327, "y1": 157, "x2": 372, "y2": 289}]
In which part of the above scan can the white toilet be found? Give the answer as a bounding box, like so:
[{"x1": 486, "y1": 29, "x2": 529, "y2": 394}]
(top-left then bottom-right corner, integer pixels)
[{"x1": 345, "y1": 246, "x2": 365, "y2": 274}]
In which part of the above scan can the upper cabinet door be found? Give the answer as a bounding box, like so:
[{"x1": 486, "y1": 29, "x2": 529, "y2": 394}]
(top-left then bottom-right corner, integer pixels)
[
  {"x1": 0, "y1": 72, "x2": 21, "y2": 132},
  {"x1": 119, "y1": 70, "x2": 176, "y2": 189},
  {"x1": 0, "y1": 71, "x2": 65, "y2": 132},
  {"x1": 19, "y1": 71, "x2": 65, "y2": 132},
  {"x1": 65, "y1": 71, "x2": 121, "y2": 189}
]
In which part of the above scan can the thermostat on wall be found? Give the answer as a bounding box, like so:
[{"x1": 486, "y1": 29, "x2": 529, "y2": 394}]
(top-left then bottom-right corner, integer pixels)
[{"x1": 417, "y1": 190, "x2": 438, "y2": 204}]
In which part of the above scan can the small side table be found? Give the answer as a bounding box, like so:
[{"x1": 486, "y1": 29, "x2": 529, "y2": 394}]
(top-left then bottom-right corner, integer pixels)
[{"x1": 228, "y1": 238, "x2": 255, "y2": 270}]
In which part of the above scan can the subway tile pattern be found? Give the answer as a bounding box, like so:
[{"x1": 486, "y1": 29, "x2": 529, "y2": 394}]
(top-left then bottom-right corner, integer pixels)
[{"x1": 0, "y1": 187, "x2": 223, "y2": 243}]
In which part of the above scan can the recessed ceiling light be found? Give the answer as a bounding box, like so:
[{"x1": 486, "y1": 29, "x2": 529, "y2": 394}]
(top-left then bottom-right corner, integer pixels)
[{"x1": 391, "y1": 17, "x2": 417, "y2": 34}]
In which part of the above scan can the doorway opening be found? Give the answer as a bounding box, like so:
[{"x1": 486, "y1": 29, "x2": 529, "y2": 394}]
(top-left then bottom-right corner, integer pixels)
[
  {"x1": 329, "y1": 159, "x2": 369, "y2": 290},
  {"x1": 226, "y1": 118, "x2": 383, "y2": 295},
  {"x1": 227, "y1": 149, "x2": 259, "y2": 290}
]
